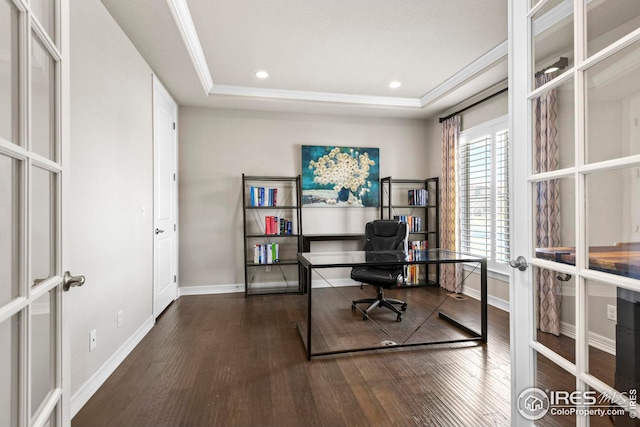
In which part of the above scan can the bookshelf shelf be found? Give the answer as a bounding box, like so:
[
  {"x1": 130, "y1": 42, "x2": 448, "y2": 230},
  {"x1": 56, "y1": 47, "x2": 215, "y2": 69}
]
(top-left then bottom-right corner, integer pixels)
[
  {"x1": 380, "y1": 176, "x2": 440, "y2": 286},
  {"x1": 242, "y1": 174, "x2": 303, "y2": 296}
]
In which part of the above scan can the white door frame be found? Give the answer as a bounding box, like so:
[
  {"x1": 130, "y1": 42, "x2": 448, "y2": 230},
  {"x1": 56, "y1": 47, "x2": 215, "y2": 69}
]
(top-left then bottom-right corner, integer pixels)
[{"x1": 152, "y1": 76, "x2": 179, "y2": 318}]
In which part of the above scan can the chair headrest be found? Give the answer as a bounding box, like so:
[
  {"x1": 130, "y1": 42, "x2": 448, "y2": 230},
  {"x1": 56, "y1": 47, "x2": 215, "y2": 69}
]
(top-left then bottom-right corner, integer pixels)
[{"x1": 371, "y1": 220, "x2": 403, "y2": 237}]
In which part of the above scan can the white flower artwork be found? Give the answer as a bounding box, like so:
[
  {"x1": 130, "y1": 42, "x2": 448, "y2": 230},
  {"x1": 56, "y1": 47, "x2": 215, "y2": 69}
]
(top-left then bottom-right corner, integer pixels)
[{"x1": 302, "y1": 145, "x2": 379, "y2": 207}]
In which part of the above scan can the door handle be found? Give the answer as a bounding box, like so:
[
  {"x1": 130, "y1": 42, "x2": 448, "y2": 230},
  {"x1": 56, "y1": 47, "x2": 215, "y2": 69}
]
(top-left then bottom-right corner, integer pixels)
[
  {"x1": 63, "y1": 271, "x2": 85, "y2": 292},
  {"x1": 155, "y1": 228, "x2": 164, "y2": 235},
  {"x1": 509, "y1": 256, "x2": 529, "y2": 271}
]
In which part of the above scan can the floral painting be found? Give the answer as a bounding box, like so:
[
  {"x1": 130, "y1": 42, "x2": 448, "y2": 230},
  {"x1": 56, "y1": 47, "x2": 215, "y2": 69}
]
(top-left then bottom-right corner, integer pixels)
[{"x1": 301, "y1": 145, "x2": 379, "y2": 207}]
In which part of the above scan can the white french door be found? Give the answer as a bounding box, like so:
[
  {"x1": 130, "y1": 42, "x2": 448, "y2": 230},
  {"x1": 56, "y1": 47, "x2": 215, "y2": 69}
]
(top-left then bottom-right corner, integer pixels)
[
  {"x1": 511, "y1": 0, "x2": 640, "y2": 425},
  {"x1": 0, "y1": 0, "x2": 72, "y2": 426}
]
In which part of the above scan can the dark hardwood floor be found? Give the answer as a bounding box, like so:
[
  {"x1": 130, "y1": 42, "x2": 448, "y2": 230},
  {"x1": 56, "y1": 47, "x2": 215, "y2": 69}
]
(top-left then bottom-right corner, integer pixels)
[{"x1": 71, "y1": 288, "x2": 616, "y2": 427}]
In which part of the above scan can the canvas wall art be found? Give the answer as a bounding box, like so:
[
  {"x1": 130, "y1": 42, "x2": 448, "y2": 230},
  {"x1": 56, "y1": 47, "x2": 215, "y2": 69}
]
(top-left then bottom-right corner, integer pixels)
[{"x1": 301, "y1": 145, "x2": 379, "y2": 207}]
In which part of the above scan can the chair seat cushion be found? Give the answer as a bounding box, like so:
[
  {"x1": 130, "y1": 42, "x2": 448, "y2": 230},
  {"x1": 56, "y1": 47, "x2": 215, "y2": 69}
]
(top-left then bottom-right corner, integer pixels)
[{"x1": 351, "y1": 266, "x2": 402, "y2": 288}]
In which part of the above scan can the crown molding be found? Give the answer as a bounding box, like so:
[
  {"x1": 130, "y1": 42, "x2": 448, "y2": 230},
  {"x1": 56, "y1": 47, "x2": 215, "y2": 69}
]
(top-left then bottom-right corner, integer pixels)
[
  {"x1": 211, "y1": 84, "x2": 422, "y2": 108},
  {"x1": 166, "y1": 0, "x2": 214, "y2": 94},
  {"x1": 419, "y1": 40, "x2": 508, "y2": 106}
]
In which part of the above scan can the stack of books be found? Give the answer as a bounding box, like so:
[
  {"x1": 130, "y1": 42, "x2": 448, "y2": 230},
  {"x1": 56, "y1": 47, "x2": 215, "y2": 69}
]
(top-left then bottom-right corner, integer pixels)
[
  {"x1": 249, "y1": 186, "x2": 278, "y2": 206},
  {"x1": 408, "y1": 189, "x2": 428, "y2": 206},
  {"x1": 253, "y1": 243, "x2": 279, "y2": 264},
  {"x1": 264, "y1": 216, "x2": 293, "y2": 235}
]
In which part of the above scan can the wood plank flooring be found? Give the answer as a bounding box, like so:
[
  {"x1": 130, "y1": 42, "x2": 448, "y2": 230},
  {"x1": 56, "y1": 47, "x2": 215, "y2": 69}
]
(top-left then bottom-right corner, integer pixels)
[{"x1": 70, "y1": 289, "x2": 615, "y2": 427}]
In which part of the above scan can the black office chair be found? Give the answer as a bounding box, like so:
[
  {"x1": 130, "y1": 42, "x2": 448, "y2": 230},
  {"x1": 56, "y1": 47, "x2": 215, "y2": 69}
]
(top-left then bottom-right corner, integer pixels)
[{"x1": 351, "y1": 220, "x2": 409, "y2": 322}]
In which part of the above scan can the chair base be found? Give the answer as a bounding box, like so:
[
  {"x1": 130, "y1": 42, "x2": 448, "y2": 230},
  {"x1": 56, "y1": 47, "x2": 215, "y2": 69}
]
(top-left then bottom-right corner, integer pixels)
[{"x1": 352, "y1": 287, "x2": 407, "y2": 322}]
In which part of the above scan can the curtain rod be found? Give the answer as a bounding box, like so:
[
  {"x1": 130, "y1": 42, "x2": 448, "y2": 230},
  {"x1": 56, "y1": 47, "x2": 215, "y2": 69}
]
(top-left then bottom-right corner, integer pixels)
[{"x1": 438, "y1": 87, "x2": 508, "y2": 123}]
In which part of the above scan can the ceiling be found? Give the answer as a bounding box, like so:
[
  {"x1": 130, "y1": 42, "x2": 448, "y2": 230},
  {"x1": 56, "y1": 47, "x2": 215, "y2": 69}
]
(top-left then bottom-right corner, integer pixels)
[{"x1": 100, "y1": 0, "x2": 509, "y2": 119}]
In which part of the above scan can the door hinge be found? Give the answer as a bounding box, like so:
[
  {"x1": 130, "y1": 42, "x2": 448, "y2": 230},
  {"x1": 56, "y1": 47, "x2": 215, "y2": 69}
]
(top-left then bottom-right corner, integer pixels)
[
  {"x1": 173, "y1": 173, "x2": 176, "y2": 181},
  {"x1": 174, "y1": 275, "x2": 177, "y2": 283},
  {"x1": 173, "y1": 122, "x2": 176, "y2": 130},
  {"x1": 174, "y1": 224, "x2": 176, "y2": 231}
]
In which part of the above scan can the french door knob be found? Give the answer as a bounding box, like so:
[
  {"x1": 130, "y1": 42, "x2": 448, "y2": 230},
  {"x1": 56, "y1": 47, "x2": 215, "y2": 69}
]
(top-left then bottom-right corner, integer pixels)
[
  {"x1": 509, "y1": 256, "x2": 529, "y2": 271},
  {"x1": 155, "y1": 228, "x2": 164, "y2": 234},
  {"x1": 63, "y1": 271, "x2": 86, "y2": 292}
]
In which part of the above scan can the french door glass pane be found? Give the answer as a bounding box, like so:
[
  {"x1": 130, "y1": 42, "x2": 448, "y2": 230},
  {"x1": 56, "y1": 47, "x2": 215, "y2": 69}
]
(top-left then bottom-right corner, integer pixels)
[
  {"x1": 585, "y1": 168, "x2": 640, "y2": 275},
  {"x1": 0, "y1": 0, "x2": 19, "y2": 145},
  {"x1": 586, "y1": 0, "x2": 640, "y2": 58},
  {"x1": 534, "y1": 350, "x2": 576, "y2": 426},
  {"x1": 533, "y1": 177, "x2": 575, "y2": 253},
  {"x1": 31, "y1": 0, "x2": 55, "y2": 41},
  {"x1": 533, "y1": 266, "x2": 576, "y2": 365},
  {"x1": 31, "y1": 166, "x2": 55, "y2": 283},
  {"x1": 532, "y1": 0, "x2": 574, "y2": 87},
  {"x1": 585, "y1": 41, "x2": 640, "y2": 164},
  {"x1": 0, "y1": 314, "x2": 20, "y2": 427},
  {"x1": 0, "y1": 154, "x2": 21, "y2": 305},
  {"x1": 585, "y1": 280, "x2": 621, "y2": 390},
  {"x1": 31, "y1": 290, "x2": 54, "y2": 417},
  {"x1": 531, "y1": 78, "x2": 575, "y2": 173},
  {"x1": 31, "y1": 33, "x2": 56, "y2": 161},
  {"x1": 586, "y1": 280, "x2": 640, "y2": 425}
]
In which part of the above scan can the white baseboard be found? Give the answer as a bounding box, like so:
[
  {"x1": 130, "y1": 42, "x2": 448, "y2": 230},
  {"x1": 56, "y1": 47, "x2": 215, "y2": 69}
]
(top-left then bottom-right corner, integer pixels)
[
  {"x1": 560, "y1": 321, "x2": 616, "y2": 356},
  {"x1": 179, "y1": 279, "x2": 360, "y2": 296},
  {"x1": 179, "y1": 283, "x2": 244, "y2": 296},
  {"x1": 462, "y1": 286, "x2": 510, "y2": 312},
  {"x1": 70, "y1": 316, "x2": 155, "y2": 418}
]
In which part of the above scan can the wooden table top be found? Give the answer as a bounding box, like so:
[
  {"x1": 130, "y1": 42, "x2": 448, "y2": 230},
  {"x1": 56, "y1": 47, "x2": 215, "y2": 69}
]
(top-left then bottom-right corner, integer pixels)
[{"x1": 535, "y1": 244, "x2": 640, "y2": 279}]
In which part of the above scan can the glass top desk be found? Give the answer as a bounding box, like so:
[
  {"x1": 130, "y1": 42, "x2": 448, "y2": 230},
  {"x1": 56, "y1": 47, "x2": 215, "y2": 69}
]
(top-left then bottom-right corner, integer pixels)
[{"x1": 297, "y1": 249, "x2": 487, "y2": 360}]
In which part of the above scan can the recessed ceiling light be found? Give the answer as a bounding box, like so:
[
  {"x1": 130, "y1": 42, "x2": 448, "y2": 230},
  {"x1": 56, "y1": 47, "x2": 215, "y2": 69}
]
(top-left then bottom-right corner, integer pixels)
[
  {"x1": 389, "y1": 81, "x2": 402, "y2": 89},
  {"x1": 255, "y1": 71, "x2": 269, "y2": 79}
]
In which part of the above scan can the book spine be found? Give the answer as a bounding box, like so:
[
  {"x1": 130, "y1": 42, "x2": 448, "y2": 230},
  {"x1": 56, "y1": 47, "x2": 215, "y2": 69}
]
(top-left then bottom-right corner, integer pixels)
[{"x1": 273, "y1": 188, "x2": 277, "y2": 206}]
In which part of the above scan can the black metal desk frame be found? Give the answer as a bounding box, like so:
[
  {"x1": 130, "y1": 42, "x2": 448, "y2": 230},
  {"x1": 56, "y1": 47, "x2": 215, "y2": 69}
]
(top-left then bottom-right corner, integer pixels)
[{"x1": 296, "y1": 249, "x2": 487, "y2": 360}]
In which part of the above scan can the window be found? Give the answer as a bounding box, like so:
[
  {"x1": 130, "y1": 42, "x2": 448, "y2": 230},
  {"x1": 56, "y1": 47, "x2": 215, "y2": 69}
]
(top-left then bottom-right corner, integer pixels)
[{"x1": 459, "y1": 116, "x2": 509, "y2": 272}]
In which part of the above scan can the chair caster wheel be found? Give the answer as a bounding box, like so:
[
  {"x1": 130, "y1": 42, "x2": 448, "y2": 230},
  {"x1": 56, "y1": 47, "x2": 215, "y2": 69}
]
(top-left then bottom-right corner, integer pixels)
[
  {"x1": 396, "y1": 314, "x2": 402, "y2": 322},
  {"x1": 351, "y1": 303, "x2": 356, "y2": 311},
  {"x1": 363, "y1": 314, "x2": 369, "y2": 321},
  {"x1": 400, "y1": 304, "x2": 407, "y2": 312}
]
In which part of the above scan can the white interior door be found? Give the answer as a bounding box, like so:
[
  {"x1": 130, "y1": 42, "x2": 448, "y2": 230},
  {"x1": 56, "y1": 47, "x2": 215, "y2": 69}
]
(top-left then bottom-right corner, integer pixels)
[
  {"x1": 0, "y1": 0, "x2": 74, "y2": 425},
  {"x1": 153, "y1": 76, "x2": 178, "y2": 318}
]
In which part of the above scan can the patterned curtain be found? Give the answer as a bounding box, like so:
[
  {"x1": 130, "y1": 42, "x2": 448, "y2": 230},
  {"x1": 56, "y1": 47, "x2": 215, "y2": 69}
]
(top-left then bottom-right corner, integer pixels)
[
  {"x1": 440, "y1": 116, "x2": 462, "y2": 293},
  {"x1": 535, "y1": 73, "x2": 561, "y2": 336}
]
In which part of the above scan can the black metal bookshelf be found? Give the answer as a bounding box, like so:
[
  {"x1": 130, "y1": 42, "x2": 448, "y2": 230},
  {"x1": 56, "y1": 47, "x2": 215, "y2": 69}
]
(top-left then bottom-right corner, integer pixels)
[
  {"x1": 242, "y1": 174, "x2": 303, "y2": 296},
  {"x1": 380, "y1": 176, "x2": 440, "y2": 286}
]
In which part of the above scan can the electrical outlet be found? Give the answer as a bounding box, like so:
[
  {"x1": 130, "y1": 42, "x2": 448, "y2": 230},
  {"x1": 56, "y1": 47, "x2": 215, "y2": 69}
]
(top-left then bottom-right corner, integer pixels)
[
  {"x1": 266, "y1": 265, "x2": 271, "y2": 272},
  {"x1": 89, "y1": 329, "x2": 97, "y2": 351},
  {"x1": 117, "y1": 310, "x2": 123, "y2": 327},
  {"x1": 607, "y1": 304, "x2": 617, "y2": 322}
]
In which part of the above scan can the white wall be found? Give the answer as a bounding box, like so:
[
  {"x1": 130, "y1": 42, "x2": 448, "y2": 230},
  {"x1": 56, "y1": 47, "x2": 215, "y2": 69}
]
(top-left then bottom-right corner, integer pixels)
[
  {"x1": 67, "y1": 0, "x2": 153, "y2": 403},
  {"x1": 178, "y1": 107, "x2": 430, "y2": 289}
]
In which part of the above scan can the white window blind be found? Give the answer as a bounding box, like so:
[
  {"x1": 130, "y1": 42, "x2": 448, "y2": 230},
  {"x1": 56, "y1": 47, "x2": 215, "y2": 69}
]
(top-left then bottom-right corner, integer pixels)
[{"x1": 459, "y1": 117, "x2": 510, "y2": 272}]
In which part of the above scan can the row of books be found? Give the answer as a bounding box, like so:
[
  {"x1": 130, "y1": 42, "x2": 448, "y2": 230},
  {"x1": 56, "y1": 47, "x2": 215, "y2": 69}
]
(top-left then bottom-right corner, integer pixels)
[
  {"x1": 253, "y1": 243, "x2": 279, "y2": 264},
  {"x1": 249, "y1": 186, "x2": 278, "y2": 206},
  {"x1": 409, "y1": 240, "x2": 428, "y2": 259},
  {"x1": 408, "y1": 189, "x2": 428, "y2": 206},
  {"x1": 264, "y1": 216, "x2": 293, "y2": 235},
  {"x1": 394, "y1": 215, "x2": 422, "y2": 232},
  {"x1": 405, "y1": 265, "x2": 423, "y2": 285}
]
